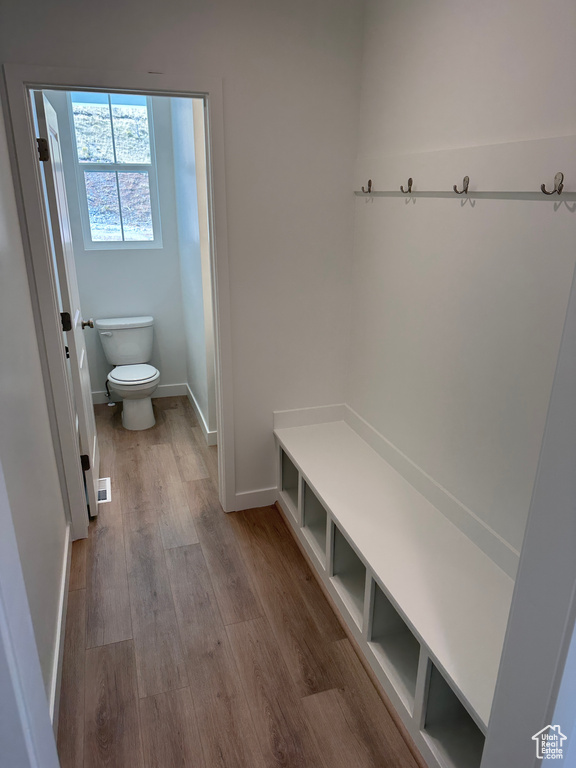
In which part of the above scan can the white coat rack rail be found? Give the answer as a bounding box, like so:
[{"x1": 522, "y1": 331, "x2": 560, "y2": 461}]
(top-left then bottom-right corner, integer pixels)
[{"x1": 355, "y1": 172, "x2": 576, "y2": 199}]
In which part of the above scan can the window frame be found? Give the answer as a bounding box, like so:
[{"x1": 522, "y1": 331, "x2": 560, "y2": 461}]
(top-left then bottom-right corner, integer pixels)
[{"x1": 67, "y1": 91, "x2": 163, "y2": 250}]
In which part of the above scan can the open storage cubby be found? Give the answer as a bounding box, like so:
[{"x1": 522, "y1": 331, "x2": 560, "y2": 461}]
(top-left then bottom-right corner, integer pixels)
[
  {"x1": 302, "y1": 483, "x2": 328, "y2": 566},
  {"x1": 280, "y1": 449, "x2": 299, "y2": 517},
  {"x1": 331, "y1": 524, "x2": 366, "y2": 628},
  {"x1": 424, "y1": 664, "x2": 485, "y2": 768},
  {"x1": 368, "y1": 580, "x2": 420, "y2": 712}
]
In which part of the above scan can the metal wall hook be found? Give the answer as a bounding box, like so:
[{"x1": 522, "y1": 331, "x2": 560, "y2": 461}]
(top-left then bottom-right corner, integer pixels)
[
  {"x1": 400, "y1": 178, "x2": 413, "y2": 194},
  {"x1": 541, "y1": 172, "x2": 564, "y2": 195},
  {"x1": 453, "y1": 176, "x2": 470, "y2": 195},
  {"x1": 361, "y1": 179, "x2": 373, "y2": 194}
]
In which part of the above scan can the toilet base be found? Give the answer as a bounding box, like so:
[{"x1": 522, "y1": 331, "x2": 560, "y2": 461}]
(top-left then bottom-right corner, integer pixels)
[{"x1": 122, "y1": 396, "x2": 156, "y2": 430}]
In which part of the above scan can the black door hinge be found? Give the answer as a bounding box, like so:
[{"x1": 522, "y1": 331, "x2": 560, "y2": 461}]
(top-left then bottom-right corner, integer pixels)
[
  {"x1": 37, "y1": 137, "x2": 50, "y2": 162},
  {"x1": 65, "y1": 346, "x2": 70, "y2": 359},
  {"x1": 60, "y1": 312, "x2": 72, "y2": 332},
  {"x1": 80, "y1": 454, "x2": 90, "y2": 472}
]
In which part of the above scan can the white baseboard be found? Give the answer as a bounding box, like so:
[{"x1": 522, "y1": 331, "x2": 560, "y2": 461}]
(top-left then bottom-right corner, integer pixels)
[
  {"x1": 154, "y1": 383, "x2": 188, "y2": 398},
  {"x1": 272, "y1": 402, "x2": 519, "y2": 578},
  {"x1": 234, "y1": 487, "x2": 277, "y2": 511},
  {"x1": 273, "y1": 403, "x2": 346, "y2": 430},
  {"x1": 92, "y1": 383, "x2": 188, "y2": 405},
  {"x1": 49, "y1": 525, "x2": 71, "y2": 732},
  {"x1": 186, "y1": 384, "x2": 217, "y2": 446}
]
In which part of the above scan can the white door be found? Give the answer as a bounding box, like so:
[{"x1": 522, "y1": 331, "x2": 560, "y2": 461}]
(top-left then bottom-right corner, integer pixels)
[{"x1": 34, "y1": 92, "x2": 101, "y2": 517}]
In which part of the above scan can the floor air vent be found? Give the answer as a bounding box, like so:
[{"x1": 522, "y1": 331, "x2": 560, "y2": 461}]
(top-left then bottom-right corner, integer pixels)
[{"x1": 97, "y1": 477, "x2": 112, "y2": 503}]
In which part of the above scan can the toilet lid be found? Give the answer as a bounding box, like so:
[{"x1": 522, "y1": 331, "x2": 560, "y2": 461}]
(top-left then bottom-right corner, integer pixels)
[{"x1": 108, "y1": 364, "x2": 158, "y2": 385}]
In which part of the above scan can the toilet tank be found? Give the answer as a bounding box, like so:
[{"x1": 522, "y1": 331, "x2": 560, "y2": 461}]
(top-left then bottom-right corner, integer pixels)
[{"x1": 95, "y1": 316, "x2": 154, "y2": 365}]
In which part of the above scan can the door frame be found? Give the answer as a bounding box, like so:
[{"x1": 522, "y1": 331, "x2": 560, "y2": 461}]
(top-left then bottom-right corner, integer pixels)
[{"x1": 2, "y1": 64, "x2": 236, "y2": 530}]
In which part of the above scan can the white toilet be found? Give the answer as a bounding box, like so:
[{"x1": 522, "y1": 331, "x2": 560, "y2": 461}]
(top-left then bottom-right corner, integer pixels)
[{"x1": 95, "y1": 316, "x2": 160, "y2": 430}]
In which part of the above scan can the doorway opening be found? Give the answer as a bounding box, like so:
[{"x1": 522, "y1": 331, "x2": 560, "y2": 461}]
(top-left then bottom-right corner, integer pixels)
[
  {"x1": 4, "y1": 64, "x2": 235, "y2": 539},
  {"x1": 32, "y1": 86, "x2": 218, "y2": 524}
]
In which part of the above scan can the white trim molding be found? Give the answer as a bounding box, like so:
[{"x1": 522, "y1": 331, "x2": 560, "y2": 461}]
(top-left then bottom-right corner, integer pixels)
[
  {"x1": 48, "y1": 525, "x2": 71, "y2": 731},
  {"x1": 234, "y1": 487, "x2": 278, "y2": 511},
  {"x1": 273, "y1": 403, "x2": 347, "y2": 430},
  {"x1": 186, "y1": 385, "x2": 217, "y2": 446}
]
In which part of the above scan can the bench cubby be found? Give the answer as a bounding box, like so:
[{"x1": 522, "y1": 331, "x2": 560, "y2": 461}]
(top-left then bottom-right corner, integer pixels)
[
  {"x1": 423, "y1": 663, "x2": 485, "y2": 768},
  {"x1": 302, "y1": 482, "x2": 328, "y2": 567},
  {"x1": 280, "y1": 448, "x2": 299, "y2": 519},
  {"x1": 331, "y1": 524, "x2": 366, "y2": 629},
  {"x1": 368, "y1": 580, "x2": 420, "y2": 712}
]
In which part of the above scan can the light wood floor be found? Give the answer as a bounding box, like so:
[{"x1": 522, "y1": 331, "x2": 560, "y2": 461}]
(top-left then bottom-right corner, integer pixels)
[{"x1": 57, "y1": 396, "x2": 422, "y2": 768}]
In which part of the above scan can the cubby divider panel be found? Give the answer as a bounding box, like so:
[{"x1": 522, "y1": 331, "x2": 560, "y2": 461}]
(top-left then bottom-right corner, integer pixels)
[
  {"x1": 302, "y1": 483, "x2": 328, "y2": 566},
  {"x1": 368, "y1": 581, "x2": 420, "y2": 711},
  {"x1": 281, "y1": 449, "x2": 299, "y2": 516},
  {"x1": 424, "y1": 664, "x2": 485, "y2": 768},
  {"x1": 331, "y1": 525, "x2": 366, "y2": 628}
]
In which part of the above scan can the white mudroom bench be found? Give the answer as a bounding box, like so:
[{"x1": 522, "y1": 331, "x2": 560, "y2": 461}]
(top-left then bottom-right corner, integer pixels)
[{"x1": 274, "y1": 420, "x2": 514, "y2": 768}]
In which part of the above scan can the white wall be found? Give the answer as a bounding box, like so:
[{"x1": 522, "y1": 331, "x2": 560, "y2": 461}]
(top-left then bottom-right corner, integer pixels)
[
  {"x1": 357, "y1": 0, "x2": 576, "y2": 157},
  {"x1": 482, "y1": 265, "x2": 576, "y2": 766},
  {"x1": 171, "y1": 96, "x2": 216, "y2": 434},
  {"x1": 0, "y1": 0, "x2": 365, "y2": 499},
  {"x1": 45, "y1": 90, "x2": 188, "y2": 396},
  {"x1": 348, "y1": 0, "x2": 576, "y2": 562},
  {"x1": 0, "y1": 101, "x2": 68, "y2": 696}
]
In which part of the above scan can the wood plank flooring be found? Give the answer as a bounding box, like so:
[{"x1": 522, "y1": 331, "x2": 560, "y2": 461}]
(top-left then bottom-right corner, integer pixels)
[{"x1": 57, "y1": 396, "x2": 422, "y2": 768}]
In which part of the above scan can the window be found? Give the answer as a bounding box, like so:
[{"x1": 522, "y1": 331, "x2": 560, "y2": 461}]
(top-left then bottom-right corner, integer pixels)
[{"x1": 69, "y1": 91, "x2": 162, "y2": 249}]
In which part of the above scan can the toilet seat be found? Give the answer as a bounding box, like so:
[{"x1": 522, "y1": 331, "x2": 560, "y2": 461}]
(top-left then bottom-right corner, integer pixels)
[
  {"x1": 107, "y1": 363, "x2": 160, "y2": 430},
  {"x1": 108, "y1": 364, "x2": 159, "y2": 386}
]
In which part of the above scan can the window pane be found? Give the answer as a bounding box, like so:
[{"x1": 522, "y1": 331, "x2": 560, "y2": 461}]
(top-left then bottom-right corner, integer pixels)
[
  {"x1": 84, "y1": 172, "x2": 122, "y2": 241},
  {"x1": 71, "y1": 92, "x2": 114, "y2": 163},
  {"x1": 118, "y1": 172, "x2": 154, "y2": 241},
  {"x1": 110, "y1": 95, "x2": 151, "y2": 164}
]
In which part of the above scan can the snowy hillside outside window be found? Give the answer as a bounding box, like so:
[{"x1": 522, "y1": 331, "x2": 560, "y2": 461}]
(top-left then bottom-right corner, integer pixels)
[{"x1": 69, "y1": 92, "x2": 162, "y2": 249}]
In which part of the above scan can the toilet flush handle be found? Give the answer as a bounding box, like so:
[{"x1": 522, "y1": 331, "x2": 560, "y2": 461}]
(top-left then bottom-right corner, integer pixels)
[
  {"x1": 99, "y1": 331, "x2": 112, "y2": 337},
  {"x1": 81, "y1": 318, "x2": 94, "y2": 329}
]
